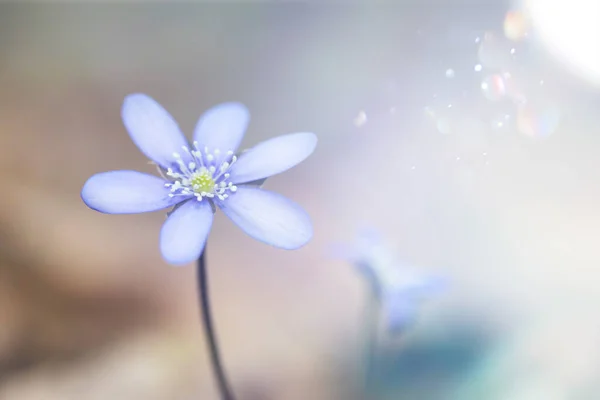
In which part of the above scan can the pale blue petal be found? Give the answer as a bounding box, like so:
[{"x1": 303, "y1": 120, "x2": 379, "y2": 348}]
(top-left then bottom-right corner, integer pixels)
[
  {"x1": 243, "y1": 177, "x2": 268, "y2": 187},
  {"x1": 355, "y1": 261, "x2": 381, "y2": 292},
  {"x1": 193, "y1": 102, "x2": 250, "y2": 164},
  {"x1": 122, "y1": 94, "x2": 191, "y2": 169},
  {"x1": 160, "y1": 199, "x2": 214, "y2": 265},
  {"x1": 228, "y1": 132, "x2": 317, "y2": 184},
  {"x1": 217, "y1": 187, "x2": 312, "y2": 249},
  {"x1": 382, "y1": 275, "x2": 447, "y2": 334},
  {"x1": 403, "y1": 275, "x2": 449, "y2": 297},
  {"x1": 416, "y1": 276, "x2": 449, "y2": 295},
  {"x1": 81, "y1": 170, "x2": 182, "y2": 214},
  {"x1": 384, "y1": 293, "x2": 416, "y2": 334},
  {"x1": 356, "y1": 227, "x2": 384, "y2": 248}
]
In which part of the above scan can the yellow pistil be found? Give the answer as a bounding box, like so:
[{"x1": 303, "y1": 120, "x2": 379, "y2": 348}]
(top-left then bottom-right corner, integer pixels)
[{"x1": 190, "y1": 168, "x2": 215, "y2": 193}]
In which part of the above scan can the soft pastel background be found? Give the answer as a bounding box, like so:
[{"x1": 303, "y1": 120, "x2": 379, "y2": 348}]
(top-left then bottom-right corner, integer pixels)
[{"x1": 1, "y1": 2, "x2": 600, "y2": 399}]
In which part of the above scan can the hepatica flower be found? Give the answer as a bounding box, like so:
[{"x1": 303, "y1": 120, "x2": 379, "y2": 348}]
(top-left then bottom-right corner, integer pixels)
[
  {"x1": 81, "y1": 94, "x2": 316, "y2": 265},
  {"x1": 336, "y1": 229, "x2": 446, "y2": 333}
]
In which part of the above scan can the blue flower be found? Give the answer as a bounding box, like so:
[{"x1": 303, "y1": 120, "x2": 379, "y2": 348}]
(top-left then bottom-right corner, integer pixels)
[
  {"x1": 335, "y1": 229, "x2": 446, "y2": 333},
  {"x1": 82, "y1": 94, "x2": 316, "y2": 265}
]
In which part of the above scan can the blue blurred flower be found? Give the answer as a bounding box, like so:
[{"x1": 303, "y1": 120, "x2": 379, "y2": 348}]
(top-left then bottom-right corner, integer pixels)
[
  {"x1": 82, "y1": 94, "x2": 316, "y2": 265},
  {"x1": 335, "y1": 229, "x2": 447, "y2": 333}
]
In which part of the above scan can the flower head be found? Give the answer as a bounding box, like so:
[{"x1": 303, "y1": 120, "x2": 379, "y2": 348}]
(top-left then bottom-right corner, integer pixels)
[
  {"x1": 334, "y1": 228, "x2": 446, "y2": 333},
  {"x1": 82, "y1": 94, "x2": 316, "y2": 265}
]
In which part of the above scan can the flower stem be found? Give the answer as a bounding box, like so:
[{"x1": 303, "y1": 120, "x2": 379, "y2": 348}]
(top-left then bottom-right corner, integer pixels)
[
  {"x1": 363, "y1": 292, "x2": 380, "y2": 398},
  {"x1": 197, "y1": 251, "x2": 236, "y2": 400}
]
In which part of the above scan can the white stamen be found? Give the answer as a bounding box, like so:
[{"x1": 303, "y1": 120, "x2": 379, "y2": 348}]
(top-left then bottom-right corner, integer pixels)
[{"x1": 161, "y1": 146, "x2": 238, "y2": 202}]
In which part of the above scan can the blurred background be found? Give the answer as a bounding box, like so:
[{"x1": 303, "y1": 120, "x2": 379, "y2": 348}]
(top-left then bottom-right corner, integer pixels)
[{"x1": 1, "y1": 1, "x2": 600, "y2": 399}]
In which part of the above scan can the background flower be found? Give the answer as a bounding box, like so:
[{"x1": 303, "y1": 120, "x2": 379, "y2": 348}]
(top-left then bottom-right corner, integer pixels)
[{"x1": 334, "y1": 228, "x2": 447, "y2": 332}]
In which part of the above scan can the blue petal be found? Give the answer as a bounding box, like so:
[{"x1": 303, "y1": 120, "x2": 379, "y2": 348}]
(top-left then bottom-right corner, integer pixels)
[
  {"x1": 383, "y1": 292, "x2": 416, "y2": 334},
  {"x1": 228, "y1": 132, "x2": 317, "y2": 184},
  {"x1": 356, "y1": 227, "x2": 384, "y2": 248},
  {"x1": 417, "y1": 276, "x2": 449, "y2": 295},
  {"x1": 217, "y1": 187, "x2": 312, "y2": 249},
  {"x1": 81, "y1": 170, "x2": 183, "y2": 214},
  {"x1": 403, "y1": 275, "x2": 449, "y2": 297},
  {"x1": 122, "y1": 94, "x2": 191, "y2": 169},
  {"x1": 160, "y1": 199, "x2": 214, "y2": 265},
  {"x1": 193, "y1": 102, "x2": 250, "y2": 165}
]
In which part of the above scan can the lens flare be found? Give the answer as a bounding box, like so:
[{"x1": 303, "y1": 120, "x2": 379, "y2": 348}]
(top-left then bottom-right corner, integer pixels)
[
  {"x1": 503, "y1": 10, "x2": 530, "y2": 41},
  {"x1": 477, "y1": 31, "x2": 514, "y2": 70},
  {"x1": 481, "y1": 74, "x2": 508, "y2": 101},
  {"x1": 527, "y1": 0, "x2": 600, "y2": 86},
  {"x1": 516, "y1": 103, "x2": 561, "y2": 138}
]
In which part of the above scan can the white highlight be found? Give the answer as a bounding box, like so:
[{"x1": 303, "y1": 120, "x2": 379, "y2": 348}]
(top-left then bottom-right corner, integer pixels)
[
  {"x1": 528, "y1": 0, "x2": 600, "y2": 86},
  {"x1": 353, "y1": 110, "x2": 368, "y2": 127}
]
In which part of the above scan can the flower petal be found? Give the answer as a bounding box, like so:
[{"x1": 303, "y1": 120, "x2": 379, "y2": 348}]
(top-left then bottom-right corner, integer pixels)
[
  {"x1": 228, "y1": 133, "x2": 317, "y2": 184},
  {"x1": 217, "y1": 187, "x2": 312, "y2": 249},
  {"x1": 383, "y1": 293, "x2": 416, "y2": 334},
  {"x1": 122, "y1": 94, "x2": 191, "y2": 169},
  {"x1": 193, "y1": 102, "x2": 250, "y2": 163},
  {"x1": 160, "y1": 199, "x2": 214, "y2": 265},
  {"x1": 81, "y1": 170, "x2": 182, "y2": 214},
  {"x1": 402, "y1": 275, "x2": 449, "y2": 297},
  {"x1": 356, "y1": 227, "x2": 385, "y2": 249}
]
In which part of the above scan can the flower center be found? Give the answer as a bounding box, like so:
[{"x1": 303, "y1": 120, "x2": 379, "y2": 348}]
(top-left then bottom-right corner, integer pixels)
[
  {"x1": 190, "y1": 169, "x2": 215, "y2": 193},
  {"x1": 163, "y1": 141, "x2": 238, "y2": 202}
]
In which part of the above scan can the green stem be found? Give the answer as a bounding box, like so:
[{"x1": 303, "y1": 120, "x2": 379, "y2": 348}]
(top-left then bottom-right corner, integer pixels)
[
  {"x1": 363, "y1": 290, "x2": 381, "y2": 398},
  {"x1": 197, "y1": 251, "x2": 236, "y2": 400}
]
